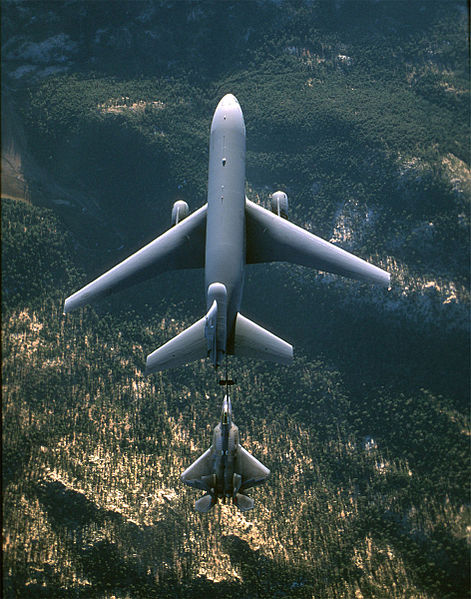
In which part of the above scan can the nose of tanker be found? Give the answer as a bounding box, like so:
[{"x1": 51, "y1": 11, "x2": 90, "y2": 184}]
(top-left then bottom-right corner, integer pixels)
[
  {"x1": 218, "y1": 93, "x2": 239, "y2": 107},
  {"x1": 211, "y1": 94, "x2": 245, "y2": 136}
]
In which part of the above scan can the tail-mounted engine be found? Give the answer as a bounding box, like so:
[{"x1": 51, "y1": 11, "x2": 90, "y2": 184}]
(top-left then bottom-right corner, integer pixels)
[
  {"x1": 270, "y1": 191, "x2": 288, "y2": 219},
  {"x1": 171, "y1": 200, "x2": 189, "y2": 226}
]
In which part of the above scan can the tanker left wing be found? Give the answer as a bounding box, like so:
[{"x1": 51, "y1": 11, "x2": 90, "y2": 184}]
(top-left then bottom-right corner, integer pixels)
[{"x1": 64, "y1": 204, "x2": 207, "y2": 314}]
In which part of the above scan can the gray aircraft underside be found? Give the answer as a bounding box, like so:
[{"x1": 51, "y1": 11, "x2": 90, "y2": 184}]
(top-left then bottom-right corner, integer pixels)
[
  {"x1": 181, "y1": 395, "x2": 270, "y2": 512},
  {"x1": 64, "y1": 94, "x2": 390, "y2": 372}
]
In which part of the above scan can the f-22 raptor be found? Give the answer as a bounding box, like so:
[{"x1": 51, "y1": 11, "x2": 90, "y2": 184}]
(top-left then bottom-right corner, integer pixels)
[
  {"x1": 181, "y1": 395, "x2": 269, "y2": 512},
  {"x1": 64, "y1": 94, "x2": 390, "y2": 371}
]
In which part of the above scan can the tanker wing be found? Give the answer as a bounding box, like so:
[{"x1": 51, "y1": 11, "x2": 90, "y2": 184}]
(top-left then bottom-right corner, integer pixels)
[
  {"x1": 245, "y1": 199, "x2": 390, "y2": 287},
  {"x1": 64, "y1": 204, "x2": 207, "y2": 314}
]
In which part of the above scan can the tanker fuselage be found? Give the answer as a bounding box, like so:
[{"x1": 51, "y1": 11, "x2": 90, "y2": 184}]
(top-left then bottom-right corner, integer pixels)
[{"x1": 205, "y1": 95, "x2": 246, "y2": 363}]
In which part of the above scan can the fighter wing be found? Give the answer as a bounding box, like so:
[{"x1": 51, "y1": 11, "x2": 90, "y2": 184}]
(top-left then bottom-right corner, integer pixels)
[
  {"x1": 236, "y1": 444, "x2": 270, "y2": 491},
  {"x1": 64, "y1": 204, "x2": 207, "y2": 313},
  {"x1": 181, "y1": 448, "x2": 213, "y2": 491},
  {"x1": 245, "y1": 199, "x2": 389, "y2": 286}
]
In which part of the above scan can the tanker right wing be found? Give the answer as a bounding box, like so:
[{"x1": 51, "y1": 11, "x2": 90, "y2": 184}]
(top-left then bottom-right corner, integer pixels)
[
  {"x1": 245, "y1": 199, "x2": 390, "y2": 287},
  {"x1": 64, "y1": 204, "x2": 207, "y2": 313}
]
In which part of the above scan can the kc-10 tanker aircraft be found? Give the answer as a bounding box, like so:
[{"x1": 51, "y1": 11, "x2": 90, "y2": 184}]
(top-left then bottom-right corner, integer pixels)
[
  {"x1": 64, "y1": 94, "x2": 390, "y2": 371},
  {"x1": 181, "y1": 395, "x2": 269, "y2": 512}
]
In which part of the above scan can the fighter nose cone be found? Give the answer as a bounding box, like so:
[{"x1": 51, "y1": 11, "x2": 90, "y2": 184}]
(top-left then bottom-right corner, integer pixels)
[
  {"x1": 222, "y1": 394, "x2": 231, "y2": 411},
  {"x1": 221, "y1": 395, "x2": 232, "y2": 423}
]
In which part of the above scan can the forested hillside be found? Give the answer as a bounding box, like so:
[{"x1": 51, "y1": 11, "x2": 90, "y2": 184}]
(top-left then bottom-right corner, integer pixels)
[{"x1": 2, "y1": 1, "x2": 469, "y2": 598}]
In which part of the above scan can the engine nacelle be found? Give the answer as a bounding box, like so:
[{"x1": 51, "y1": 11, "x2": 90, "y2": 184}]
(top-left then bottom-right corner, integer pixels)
[
  {"x1": 270, "y1": 191, "x2": 288, "y2": 219},
  {"x1": 171, "y1": 200, "x2": 189, "y2": 226}
]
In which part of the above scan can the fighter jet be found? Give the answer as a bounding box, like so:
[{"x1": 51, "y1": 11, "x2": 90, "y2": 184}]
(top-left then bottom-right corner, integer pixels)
[
  {"x1": 64, "y1": 94, "x2": 390, "y2": 372},
  {"x1": 181, "y1": 395, "x2": 269, "y2": 512}
]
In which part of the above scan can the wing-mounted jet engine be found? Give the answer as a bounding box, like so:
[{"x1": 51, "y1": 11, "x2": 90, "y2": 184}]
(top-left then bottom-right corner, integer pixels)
[
  {"x1": 171, "y1": 200, "x2": 189, "y2": 226},
  {"x1": 270, "y1": 191, "x2": 288, "y2": 219},
  {"x1": 181, "y1": 396, "x2": 270, "y2": 513}
]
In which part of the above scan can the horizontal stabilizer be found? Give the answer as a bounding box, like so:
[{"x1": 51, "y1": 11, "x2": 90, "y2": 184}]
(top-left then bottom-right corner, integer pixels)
[
  {"x1": 231, "y1": 313, "x2": 293, "y2": 365},
  {"x1": 145, "y1": 316, "x2": 207, "y2": 374},
  {"x1": 234, "y1": 493, "x2": 254, "y2": 512},
  {"x1": 245, "y1": 199, "x2": 390, "y2": 287},
  {"x1": 64, "y1": 204, "x2": 207, "y2": 313},
  {"x1": 195, "y1": 494, "x2": 215, "y2": 513}
]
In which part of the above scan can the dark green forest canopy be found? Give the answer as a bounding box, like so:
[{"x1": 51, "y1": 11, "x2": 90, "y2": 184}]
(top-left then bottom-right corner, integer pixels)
[{"x1": 2, "y1": 1, "x2": 470, "y2": 598}]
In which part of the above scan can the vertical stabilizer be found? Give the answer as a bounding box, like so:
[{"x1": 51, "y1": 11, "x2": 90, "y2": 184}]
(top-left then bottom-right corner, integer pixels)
[
  {"x1": 205, "y1": 282, "x2": 227, "y2": 367},
  {"x1": 195, "y1": 494, "x2": 215, "y2": 513},
  {"x1": 234, "y1": 493, "x2": 254, "y2": 512}
]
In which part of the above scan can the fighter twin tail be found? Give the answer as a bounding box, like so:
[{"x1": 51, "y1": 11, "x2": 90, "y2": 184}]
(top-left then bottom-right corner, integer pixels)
[{"x1": 64, "y1": 94, "x2": 390, "y2": 512}]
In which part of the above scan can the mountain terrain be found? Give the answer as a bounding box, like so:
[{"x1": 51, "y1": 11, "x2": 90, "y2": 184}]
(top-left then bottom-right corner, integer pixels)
[{"x1": 2, "y1": 1, "x2": 470, "y2": 598}]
